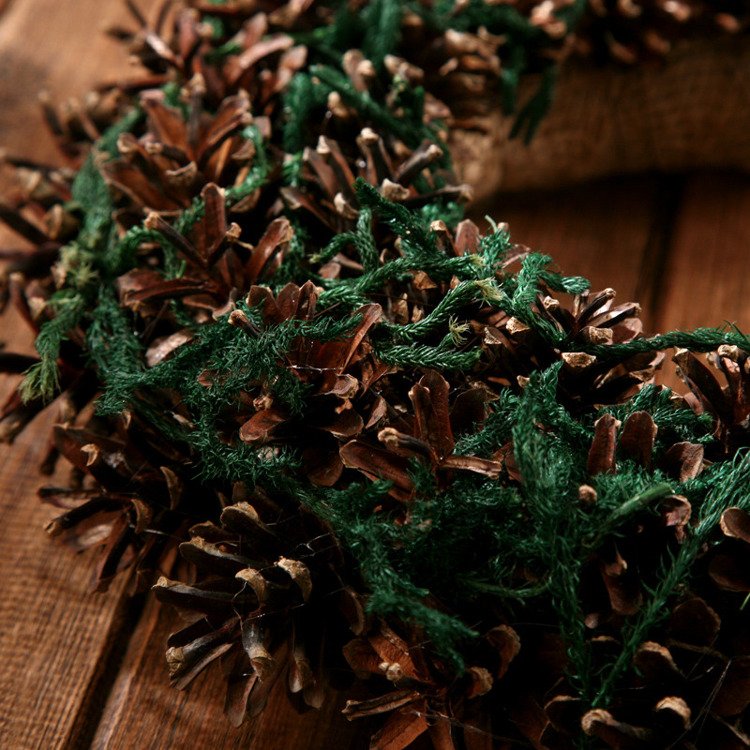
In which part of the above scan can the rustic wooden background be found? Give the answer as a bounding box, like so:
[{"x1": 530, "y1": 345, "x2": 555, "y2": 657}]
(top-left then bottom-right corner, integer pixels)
[{"x1": 1, "y1": 1, "x2": 749, "y2": 748}]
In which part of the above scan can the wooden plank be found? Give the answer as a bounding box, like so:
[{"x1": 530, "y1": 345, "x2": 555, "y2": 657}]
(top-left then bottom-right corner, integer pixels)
[
  {"x1": 652, "y1": 172, "x2": 750, "y2": 334},
  {"x1": 0, "y1": 2, "x2": 142, "y2": 749},
  {"x1": 92, "y1": 593, "x2": 369, "y2": 750},
  {"x1": 0, "y1": 310, "x2": 138, "y2": 750},
  {"x1": 649, "y1": 172, "x2": 750, "y2": 388},
  {"x1": 0, "y1": 0, "x2": 130, "y2": 160}
]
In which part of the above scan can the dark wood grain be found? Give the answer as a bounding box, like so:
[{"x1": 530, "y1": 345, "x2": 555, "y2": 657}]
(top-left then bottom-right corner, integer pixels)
[
  {"x1": 647, "y1": 172, "x2": 750, "y2": 387},
  {"x1": 653, "y1": 173, "x2": 750, "y2": 334}
]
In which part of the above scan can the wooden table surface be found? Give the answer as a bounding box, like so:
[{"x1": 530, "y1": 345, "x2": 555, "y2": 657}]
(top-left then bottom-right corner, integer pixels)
[{"x1": 1, "y1": 2, "x2": 749, "y2": 749}]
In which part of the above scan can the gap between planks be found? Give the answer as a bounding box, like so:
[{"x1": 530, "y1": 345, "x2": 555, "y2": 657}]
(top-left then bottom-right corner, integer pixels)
[{"x1": 651, "y1": 172, "x2": 750, "y2": 335}]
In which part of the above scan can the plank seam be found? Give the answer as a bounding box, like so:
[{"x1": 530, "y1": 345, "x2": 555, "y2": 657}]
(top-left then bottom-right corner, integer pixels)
[
  {"x1": 634, "y1": 174, "x2": 685, "y2": 331},
  {"x1": 64, "y1": 592, "x2": 148, "y2": 750}
]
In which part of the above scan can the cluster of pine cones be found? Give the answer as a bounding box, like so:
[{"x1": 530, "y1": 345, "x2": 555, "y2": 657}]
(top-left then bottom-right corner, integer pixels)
[{"x1": 2, "y1": 2, "x2": 750, "y2": 748}]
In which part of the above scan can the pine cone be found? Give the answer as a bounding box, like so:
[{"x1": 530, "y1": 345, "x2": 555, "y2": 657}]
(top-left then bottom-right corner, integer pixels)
[
  {"x1": 102, "y1": 89, "x2": 256, "y2": 214},
  {"x1": 153, "y1": 482, "x2": 359, "y2": 725},
  {"x1": 476, "y1": 283, "x2": 661, "y2": 409},
  {"x1": 675, "y1": 346, "x2": 750, "y2": 455}
]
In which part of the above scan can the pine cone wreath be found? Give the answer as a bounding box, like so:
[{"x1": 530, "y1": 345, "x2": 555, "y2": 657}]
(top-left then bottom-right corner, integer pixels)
[{"x1": 2, "y1": 1, "x2": 750, "y2": 749}]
